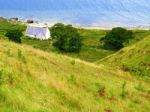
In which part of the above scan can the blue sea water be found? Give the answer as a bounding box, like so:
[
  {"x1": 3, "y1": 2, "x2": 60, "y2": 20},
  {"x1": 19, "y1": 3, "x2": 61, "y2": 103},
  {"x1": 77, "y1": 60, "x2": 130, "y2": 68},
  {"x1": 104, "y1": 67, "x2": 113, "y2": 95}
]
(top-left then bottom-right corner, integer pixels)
[{"x1": 0, "y1": 0, "x2": 150, "y2": 27}]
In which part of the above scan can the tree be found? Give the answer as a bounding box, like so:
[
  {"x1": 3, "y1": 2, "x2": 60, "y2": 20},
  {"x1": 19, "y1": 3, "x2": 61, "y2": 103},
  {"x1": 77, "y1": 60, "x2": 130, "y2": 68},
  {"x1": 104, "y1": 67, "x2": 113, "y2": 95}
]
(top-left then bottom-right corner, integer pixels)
[
  {"x1": 100, "y1": 27, "x2": 133, "y2": 50},
  {"x1": 5, "y1": 29, "x2": 23, "y2": 43},
  {"x1": 50, "y1": 23, "x2": 82, "y2": 52}
]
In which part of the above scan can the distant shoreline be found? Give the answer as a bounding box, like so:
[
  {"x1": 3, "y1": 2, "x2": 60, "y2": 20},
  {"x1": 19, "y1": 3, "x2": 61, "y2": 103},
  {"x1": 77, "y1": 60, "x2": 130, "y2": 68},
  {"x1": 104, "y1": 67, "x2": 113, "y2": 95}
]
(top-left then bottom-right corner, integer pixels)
[{"x1": 1, "y1": 16, "x2": 150, "y2": 30}]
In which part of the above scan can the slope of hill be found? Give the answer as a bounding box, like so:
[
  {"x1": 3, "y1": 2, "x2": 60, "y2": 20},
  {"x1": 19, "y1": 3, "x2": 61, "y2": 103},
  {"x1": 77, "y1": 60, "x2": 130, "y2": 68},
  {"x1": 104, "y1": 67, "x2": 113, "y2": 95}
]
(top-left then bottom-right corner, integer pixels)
[
  {"x1": 97, "y1": 36, "x2": 150, "y2": 81},
  {"x1": 0, "y1": 19, "x2": 114, "y2": 62},
  {"x1": 0, "y1": 39, "x2": 150, "y2": 112}
]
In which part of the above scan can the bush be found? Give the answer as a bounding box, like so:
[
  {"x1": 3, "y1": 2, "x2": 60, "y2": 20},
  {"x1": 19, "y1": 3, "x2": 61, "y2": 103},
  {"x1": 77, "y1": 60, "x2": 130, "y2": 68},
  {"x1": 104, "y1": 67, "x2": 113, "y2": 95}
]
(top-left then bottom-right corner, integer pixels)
[
  {"x1": 50, "y1": 23, "x2": 82, "y2": 52},
  {"x1": 17, "y1": 49, "x2": 26, "y2": 63},
  {"x1": 101, "y1": 27, "x2": 133, "y2": 50},
  {"x1": 124, "y1": 65, "x2": 149, "y2": 78},
  {"x1": 0, "y1": 69, "x2": 14, "y2": 85},
  {"x1": 120, "y1": 81, "x2": 127, "y2": 98},
  {"x1": 5, "y1": 29, "x2": 23, "y2": 43},
  {"x1": 0, "y1": 70, "x2": 4, "y2": 85},
  {"x1": 135, "y1": 82, "x2": 145, "y2": 92}
]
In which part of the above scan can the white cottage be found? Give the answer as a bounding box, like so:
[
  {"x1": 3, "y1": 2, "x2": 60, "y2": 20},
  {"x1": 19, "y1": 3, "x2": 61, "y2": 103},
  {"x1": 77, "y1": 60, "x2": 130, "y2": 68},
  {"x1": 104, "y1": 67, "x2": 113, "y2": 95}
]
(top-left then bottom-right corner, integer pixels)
[{"x1": 26, "y1": 24, "x2": 51, "y2": 40}]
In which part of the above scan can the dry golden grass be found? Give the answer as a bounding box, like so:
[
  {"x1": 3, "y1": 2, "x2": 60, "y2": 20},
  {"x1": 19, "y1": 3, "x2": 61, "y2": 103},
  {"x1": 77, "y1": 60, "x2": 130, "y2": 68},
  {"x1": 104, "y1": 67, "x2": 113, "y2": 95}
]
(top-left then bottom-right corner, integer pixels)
[{"x1": 0, "y1": 39, "x2": 150, "y2": 112}]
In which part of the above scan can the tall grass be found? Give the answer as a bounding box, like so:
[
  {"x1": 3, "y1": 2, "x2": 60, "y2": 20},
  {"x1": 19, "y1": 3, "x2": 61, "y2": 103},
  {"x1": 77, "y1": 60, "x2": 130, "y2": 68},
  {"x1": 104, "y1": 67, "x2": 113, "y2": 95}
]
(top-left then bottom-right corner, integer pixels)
[{"x1": 0, "y1": 39, "x2": 149, "y2": 112}]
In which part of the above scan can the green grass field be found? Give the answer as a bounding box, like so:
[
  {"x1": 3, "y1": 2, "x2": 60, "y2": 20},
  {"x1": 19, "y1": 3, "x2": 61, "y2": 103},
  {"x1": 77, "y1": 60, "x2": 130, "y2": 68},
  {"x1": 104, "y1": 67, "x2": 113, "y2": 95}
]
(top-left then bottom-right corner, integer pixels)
[
  {"x1": 97, "y1": 36, "x2": 150, "y2": 82},
  {"x1": 0, "y1": 20, "x2": 114, "y2": 62},
  {"x1": 0, "y1": 19, "x2": 150, "y2": 112},
  {"x1": 0, "y1": 39, "x2": 149, "y2": 112},
  {"x1": 1, "y1": 20, "x2": 150, "y2": 63},
  {"x1": 22, "y1": 29, "x2": 113, "y2": 62}
]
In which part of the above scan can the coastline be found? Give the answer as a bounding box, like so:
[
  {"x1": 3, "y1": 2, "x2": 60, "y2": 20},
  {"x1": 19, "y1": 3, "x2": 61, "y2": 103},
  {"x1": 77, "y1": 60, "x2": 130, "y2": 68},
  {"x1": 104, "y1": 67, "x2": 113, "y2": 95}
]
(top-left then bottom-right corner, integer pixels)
[{"x1": 1, "y1": 16, "x2": 150, "y2": 30}]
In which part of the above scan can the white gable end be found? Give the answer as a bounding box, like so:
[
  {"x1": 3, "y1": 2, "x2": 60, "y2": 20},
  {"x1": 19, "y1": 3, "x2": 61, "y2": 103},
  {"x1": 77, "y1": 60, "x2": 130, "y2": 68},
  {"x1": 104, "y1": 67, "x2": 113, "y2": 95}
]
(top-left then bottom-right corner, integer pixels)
[{"x1": 26, "y1": 25, "x2": 51, "y2": 40}]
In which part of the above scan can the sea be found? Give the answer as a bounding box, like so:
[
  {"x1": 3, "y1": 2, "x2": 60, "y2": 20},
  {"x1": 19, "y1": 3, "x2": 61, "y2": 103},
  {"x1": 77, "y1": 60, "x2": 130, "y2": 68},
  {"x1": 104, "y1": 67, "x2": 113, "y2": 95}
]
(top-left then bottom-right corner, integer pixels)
[{"x1": 0, "y1": 0, "x2": 150, "y2": 28}]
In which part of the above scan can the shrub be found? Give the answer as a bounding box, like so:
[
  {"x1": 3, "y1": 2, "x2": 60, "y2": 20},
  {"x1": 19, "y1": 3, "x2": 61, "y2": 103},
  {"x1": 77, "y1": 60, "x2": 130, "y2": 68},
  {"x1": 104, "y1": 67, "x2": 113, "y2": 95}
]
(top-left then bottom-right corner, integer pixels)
[
  {"x1": 70, "y1": 60, "x2": 76, "y2": 65},
  {"x1": 124, "y1": 65, "x2": 149, "y2": 78},
  {"x1": 0, "y1": 69, "x2": 14, "y2": 85},
  {"x1": 0, "y1": 70, "x2": 4, "y2": 85},
  {"x1": 120, "y1": 81, "x2": 127, "y2": 98},
  {"x1": 17, "y1": 49, "x2": 26, "y2": 63},
  {"x1": 6, "y1": 49, "x2": 11, "y2": 57},
  {"x1": 5, "y1": 29, "x2": 23, "y2": 43},
  {"x1": 98, "y1": 86, "x2": 105, "y2": 97},
  {"x1": 135, "y1": 82, "x2": 145, "y2": 92},
  {"x1": 27, "y1": 20, "x2": 34, "y2": 23},
  {"x1": 67, "y1": 74, "x2": 76, "y2": 84},
  {"x1": 50, "y1": 23, "x2": 82, "y2": 52},
  {"x1": 0, "y1": 87, "x2": 6, "y2": 102},
  {"x1": 101, "y1": 27, "x2": 133, "y2": 50},
  {"x1": 95, "y1": 83, "x2": 101, "y2": 90}
]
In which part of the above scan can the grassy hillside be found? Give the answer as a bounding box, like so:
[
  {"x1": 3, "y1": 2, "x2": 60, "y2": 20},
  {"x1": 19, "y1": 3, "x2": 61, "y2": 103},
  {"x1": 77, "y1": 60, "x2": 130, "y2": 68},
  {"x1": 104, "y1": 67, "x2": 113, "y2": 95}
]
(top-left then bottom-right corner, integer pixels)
[
  {"x1": 129, "y1": 30, "x2": 150, "y2": 45},
  {"x1": 21, "y1": 28, "x2": 150, "y2": 63},
  {"x1": 1, "y1": 19, "x2": 150, "y2": 63},
  {"x1": 22, "y1": 29, "x2": 113, "y2": 62},
  {"x1": 97, "y1": 36, "x2": 150, "y2": 81},
  {"x1": 0, "y1": 39, "x2": 150, "y2": 112},
  {"x1": 0, "y1": 19, "x2": 114, "y2": 62},
  {"x1": 0, "y1": 19, "x2": 25, "y2": 34}
]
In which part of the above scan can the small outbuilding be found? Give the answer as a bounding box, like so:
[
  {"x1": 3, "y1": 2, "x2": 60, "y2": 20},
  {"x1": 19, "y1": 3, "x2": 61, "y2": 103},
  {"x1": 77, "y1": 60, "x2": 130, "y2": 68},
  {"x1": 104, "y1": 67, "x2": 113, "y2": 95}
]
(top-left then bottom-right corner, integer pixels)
[{"x1": 25, "y1": 24, "x2": 51, "y2": 40}]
